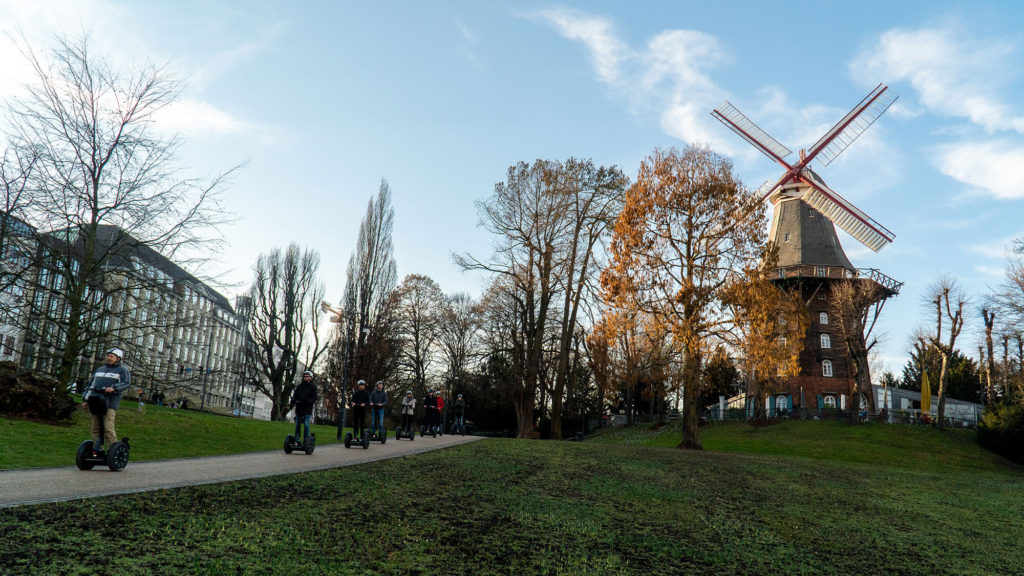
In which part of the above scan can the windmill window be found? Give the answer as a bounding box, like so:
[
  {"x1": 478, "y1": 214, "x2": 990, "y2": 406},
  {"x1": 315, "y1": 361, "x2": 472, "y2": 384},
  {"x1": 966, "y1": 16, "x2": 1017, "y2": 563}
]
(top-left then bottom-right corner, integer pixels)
[
  {"x1": 823, "y1": 394, "x2": 837, "y2": 408},
  {"x1": 817, "y1": 290, "x2": 827, "y2": 300},
  {"x1": 816, "y1": 266, "x2": 827, "y2": 277},
  {"x1": 820, "y1": 334, "x2": 831, "y2": 349},
  {"x1": 819, "y1": 312, "x2": 829, "y2": 324},
  {"x1": 822, "y1": 360, "x2": 833, "y2": 377},
  {"x1": 784, "y1": 232, "x2": 791, "y2": 242},
  {"x1": 808, "y1": 209, "x2": 815, "y2": 217}
]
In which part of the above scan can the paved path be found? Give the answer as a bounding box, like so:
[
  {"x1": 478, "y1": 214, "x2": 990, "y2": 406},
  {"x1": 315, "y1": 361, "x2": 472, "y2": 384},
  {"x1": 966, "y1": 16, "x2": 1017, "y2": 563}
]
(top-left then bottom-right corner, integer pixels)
[{"x1": 0, "y1": 434, "x2": 482, "y2": 508}]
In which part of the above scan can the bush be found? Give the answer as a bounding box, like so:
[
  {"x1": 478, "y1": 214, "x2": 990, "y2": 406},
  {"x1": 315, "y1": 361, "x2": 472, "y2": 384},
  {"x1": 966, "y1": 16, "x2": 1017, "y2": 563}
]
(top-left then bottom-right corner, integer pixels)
[
  {"x1": 0, "y1": 361, "x2": 77, "y2": 422},
  {"x1": 977, "y1": 402, "x2": 1024, "y2": 463}
]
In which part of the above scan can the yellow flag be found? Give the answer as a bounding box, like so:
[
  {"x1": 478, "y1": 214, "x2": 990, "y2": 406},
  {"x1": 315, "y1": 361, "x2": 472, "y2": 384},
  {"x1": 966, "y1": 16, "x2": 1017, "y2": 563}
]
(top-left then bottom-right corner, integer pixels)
[{"x1": 920, "y1": 371, "x2": 931, "y2": 413}]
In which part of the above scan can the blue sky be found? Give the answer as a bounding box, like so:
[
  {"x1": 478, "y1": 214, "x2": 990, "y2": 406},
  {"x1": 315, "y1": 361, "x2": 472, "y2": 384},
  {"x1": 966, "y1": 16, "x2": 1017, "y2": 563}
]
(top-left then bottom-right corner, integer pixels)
[{"x1": 2, "y1": 1, "x2": 1023, "y2": 374}]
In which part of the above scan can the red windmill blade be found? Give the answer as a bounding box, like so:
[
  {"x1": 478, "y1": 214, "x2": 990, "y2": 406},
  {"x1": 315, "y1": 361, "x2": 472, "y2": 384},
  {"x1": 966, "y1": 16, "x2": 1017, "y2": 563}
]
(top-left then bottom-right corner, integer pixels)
[{"x1": 711, "y1": 84, "x2": 898, "y2": 252}]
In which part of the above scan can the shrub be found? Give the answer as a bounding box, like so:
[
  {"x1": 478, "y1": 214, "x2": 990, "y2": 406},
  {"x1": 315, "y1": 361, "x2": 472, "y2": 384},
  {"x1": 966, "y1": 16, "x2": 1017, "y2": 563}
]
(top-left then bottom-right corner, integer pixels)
[
  {"x1": 0, "y1": 361, "x2": 77, "y2": 422},
  {"x1": 977, "y1": 402, "x2": 1024, "y2": 463}
]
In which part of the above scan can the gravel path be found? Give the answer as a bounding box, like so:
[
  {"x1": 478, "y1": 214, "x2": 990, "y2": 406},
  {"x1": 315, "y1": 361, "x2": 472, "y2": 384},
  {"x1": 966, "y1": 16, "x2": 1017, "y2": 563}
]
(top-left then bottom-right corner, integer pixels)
[{"x1": 0, "y1": 434, "x2": 483, "y2": 508}]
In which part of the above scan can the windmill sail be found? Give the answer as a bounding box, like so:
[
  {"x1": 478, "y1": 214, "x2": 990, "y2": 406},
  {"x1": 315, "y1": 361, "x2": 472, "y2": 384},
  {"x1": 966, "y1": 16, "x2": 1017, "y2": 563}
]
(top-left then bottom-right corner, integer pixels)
[
  {"x1": 806, "y1": 84, "x2": 899, "y2": 167},
  {"x1": 799, "y1": 172, "x2": 894, "y2": 252},
  {"x1": 711, "y1": 101, "x2": 792, "y2": 165}
]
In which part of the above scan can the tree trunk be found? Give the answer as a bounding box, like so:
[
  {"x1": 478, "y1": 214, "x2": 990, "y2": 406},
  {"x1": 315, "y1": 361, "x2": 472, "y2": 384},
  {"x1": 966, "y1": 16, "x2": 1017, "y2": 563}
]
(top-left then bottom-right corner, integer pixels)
[
  {"x1": 677, "y1": 348, "x2": 702, "y2": 450},
  {"x1": 936, "y1": 352, "x2": 949, "y2": 429}
]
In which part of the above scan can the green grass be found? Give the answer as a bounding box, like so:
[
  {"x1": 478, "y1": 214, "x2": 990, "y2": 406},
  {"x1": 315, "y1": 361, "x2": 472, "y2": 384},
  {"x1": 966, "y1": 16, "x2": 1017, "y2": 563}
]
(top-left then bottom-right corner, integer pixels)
[
  {"x1": 0, "y1": 400, "x2": 344, "y2": 468},
  {"x1": 2, "y1": 438, "x2": 1023, "y2": 575},
  {"x1": 592, "y1": 419, "x2": 1015, "y2": 475}
]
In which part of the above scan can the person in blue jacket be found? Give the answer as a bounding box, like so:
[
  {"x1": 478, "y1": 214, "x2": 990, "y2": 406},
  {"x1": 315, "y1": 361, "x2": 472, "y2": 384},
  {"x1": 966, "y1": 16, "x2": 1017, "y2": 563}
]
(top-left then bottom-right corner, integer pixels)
[
  {"x1": 289, "y1": 371, "x2": 319, "y2": 443},
  {"x1": 81, "y1": 348, "x2": 132, "y2": 453}
]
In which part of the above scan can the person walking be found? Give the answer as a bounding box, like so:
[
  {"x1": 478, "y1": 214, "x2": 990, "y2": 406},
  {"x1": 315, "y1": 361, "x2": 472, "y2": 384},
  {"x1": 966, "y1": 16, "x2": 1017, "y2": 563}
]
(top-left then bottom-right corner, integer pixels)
[
  {"x1": 369, "y1": 380, "x2": 388, "y2": 437},
  {"x1": 81, "y1": 348, "x2": 132, "y2": 453},
  {"x1": 289, "y1": 371, "x2": 319, "y2": 443}
]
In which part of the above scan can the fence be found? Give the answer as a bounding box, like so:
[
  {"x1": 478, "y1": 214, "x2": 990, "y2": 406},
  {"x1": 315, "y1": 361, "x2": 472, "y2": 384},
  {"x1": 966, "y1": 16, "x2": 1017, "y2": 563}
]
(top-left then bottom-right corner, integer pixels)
[{"x1": 701, "y1": 406, "x2": 981, "y2": 430}]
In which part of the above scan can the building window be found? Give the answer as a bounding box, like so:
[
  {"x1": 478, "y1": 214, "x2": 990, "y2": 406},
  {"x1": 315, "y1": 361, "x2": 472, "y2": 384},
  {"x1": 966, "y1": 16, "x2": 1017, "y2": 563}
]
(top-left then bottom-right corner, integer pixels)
[
  {"x1": 777, "y1": 395, "x2": 788, "y2": 412},
  {"x1": 820, "y1": 334, "x2": 831, "y2": 349},
  {"x1": 819, "y1": 312, "x2": 829, "y2": 325},
  {"x1": 822, "y1": 359, "x2": 833, "y2": 377},
  {"x1": 816, "y1": 266, "x2": 827, "y2": 277},
  {"x1": 784, "y1": 232, "x2": 791, "y2": 242},
  {"x1": 824, "y1": 394, "x2": 837, "y2": 408},
  {"x1": 818, "y1": 290, "x2": 827, "y2": 300}
]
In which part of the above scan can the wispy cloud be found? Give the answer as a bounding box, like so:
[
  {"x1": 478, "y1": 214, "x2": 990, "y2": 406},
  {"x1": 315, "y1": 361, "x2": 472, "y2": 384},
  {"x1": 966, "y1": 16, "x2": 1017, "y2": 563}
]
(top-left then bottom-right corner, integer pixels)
[
  {"x1": 852, "y1": 21, "x2": 1024, "y2": 134},
  {"x1": 530, "y1": 7, "x2": 732, "y2": 150},
  {"x1": 455, "y1": 18, "x2": 481, "y2": 68},
  {"x1": 965, "y1": 234, "x2": 1019, "y2": 259},
  {"x1": 152, "y1": 99, "x2": 252, "y2": 138}
]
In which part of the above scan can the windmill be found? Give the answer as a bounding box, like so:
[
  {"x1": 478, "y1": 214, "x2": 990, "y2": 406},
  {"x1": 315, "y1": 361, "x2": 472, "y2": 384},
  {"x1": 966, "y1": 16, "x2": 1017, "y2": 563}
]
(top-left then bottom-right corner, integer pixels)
[{"x1": 712, "y1": 84, "x2": 903, "y2": 418}]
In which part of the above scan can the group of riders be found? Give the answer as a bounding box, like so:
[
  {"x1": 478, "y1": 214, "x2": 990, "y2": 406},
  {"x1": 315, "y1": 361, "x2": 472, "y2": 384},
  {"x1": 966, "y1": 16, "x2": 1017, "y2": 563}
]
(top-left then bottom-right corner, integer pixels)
[{"x1": 78, "y1": 346, "x2": 467, "y2": 463}]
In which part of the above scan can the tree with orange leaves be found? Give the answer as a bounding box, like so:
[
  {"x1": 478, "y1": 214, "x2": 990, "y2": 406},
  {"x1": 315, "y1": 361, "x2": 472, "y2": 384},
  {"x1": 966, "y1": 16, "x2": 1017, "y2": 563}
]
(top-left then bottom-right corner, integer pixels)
[{"x1": 601, "y1": 145, "x2": 764, "y2": 449}]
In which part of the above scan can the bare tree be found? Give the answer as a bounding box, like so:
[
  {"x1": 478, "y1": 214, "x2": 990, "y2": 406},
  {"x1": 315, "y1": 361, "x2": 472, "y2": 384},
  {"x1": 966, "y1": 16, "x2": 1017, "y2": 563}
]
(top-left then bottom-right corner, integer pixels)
[
  {"x1": 438, "y1": 291, "x2": 481, "y2": 402},
  {"x1": 924, "y1": 276, "x2": 968, "y2": 429},
  {"x1": 829, "y1": 279, "x2": 891, "y2": 421},
  {"x1": 326, "y1": 180, "x2": 399, "y2": 424},
  {"x1": 393, "y1": 274, "x2": 445, "y2": 401},
  {"x1": 244, "y1": 244, "x2": 328, "y2": 421},
  {"x1": 5, "y1": 33, "x2": 235, "y2": 385},
  {"x1": 982, "y1": 308, "x2": 997, "y2": 404}
]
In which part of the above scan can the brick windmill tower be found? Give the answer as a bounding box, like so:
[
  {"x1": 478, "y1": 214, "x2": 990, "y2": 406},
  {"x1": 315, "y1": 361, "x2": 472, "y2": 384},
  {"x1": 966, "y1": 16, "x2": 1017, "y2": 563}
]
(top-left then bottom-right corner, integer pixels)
[{"x1": 712, "y1": 84, "x2": 903, "y2": 415}]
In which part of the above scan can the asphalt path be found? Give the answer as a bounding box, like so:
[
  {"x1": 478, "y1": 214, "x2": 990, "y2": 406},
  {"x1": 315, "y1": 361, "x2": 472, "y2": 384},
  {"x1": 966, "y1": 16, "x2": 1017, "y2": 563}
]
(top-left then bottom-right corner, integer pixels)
[{"x1": 0, "y1": 433, "x2": 483, "y2": 508}]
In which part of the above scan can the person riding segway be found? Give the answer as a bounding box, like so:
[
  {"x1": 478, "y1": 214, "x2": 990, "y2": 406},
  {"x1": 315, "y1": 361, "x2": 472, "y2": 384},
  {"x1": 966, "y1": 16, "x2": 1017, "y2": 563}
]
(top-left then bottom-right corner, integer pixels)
[
  {"x1": 344, "y1": 380, "x2": 371, "y2": 449},
  {"x1": 453, "y1": 394, "x2": 467, "y2": 435},
  {"x1": 396, "y1": 390, "x2": 416, "y2": 440},
  {"x1": 421, "y1": 390, "x2": 438, "y2": 437},
  {"x1": 284, "y1": 371, "x2": 318, "y2": 454},
  {"x1": 368, "y1": 380, "x2": 388, "y2": 444},
  {"x1": 76, "y1": 348, "x2": 133, "y2": 471}
]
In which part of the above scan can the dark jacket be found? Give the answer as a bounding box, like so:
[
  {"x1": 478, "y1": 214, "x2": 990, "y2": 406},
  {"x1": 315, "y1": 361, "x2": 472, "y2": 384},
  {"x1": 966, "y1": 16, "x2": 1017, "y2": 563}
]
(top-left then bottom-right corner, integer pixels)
[
  {"x1": 351, "y1": 388, "x2": 370, "y2": 410},
  {"x1": 290, "y1": 381, "x2": 319, "y2": 417},
  {"x1": 454, "y1": 399, "x2": 466, "y2": 415},
  {"x1": 423, "y1": 395, "x2": 438, "y2": 412},
  {"x1": 83, "y1": 362, "x2": 132, "y2": 410},
  {"x1": 369, "y1": 389, "x2": 388, "y2": 408}
]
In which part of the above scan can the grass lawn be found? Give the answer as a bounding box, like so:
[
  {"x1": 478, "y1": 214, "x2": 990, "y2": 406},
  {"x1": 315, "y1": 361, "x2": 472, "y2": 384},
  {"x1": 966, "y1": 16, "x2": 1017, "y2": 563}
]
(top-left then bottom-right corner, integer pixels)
[
  {"x1": 0, "y1": 400, "x2": 345, "y2": 469},
  {"x1": 1, "y1": 420, "x2": 1023, "y2": 575}
]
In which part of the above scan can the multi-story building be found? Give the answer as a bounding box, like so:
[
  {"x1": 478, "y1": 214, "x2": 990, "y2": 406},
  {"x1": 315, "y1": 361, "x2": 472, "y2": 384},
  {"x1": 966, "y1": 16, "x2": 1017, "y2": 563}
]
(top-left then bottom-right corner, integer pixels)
[{"x1": 18, "y1": 224, "x2": 259, "y2": 415}]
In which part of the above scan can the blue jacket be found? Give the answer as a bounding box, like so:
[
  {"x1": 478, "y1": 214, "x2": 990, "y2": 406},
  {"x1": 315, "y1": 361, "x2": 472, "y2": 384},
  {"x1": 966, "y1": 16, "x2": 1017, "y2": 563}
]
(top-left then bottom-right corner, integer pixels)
[{"x1": 83, "y1": 362, "x2": 132, "y2": 410}]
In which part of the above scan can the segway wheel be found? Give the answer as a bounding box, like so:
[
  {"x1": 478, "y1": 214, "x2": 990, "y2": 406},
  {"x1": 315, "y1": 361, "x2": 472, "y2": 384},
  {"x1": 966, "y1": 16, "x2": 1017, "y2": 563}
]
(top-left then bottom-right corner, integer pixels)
[
  {"x1": 344, "y1": 432, "x2": 353, "y2": 449},
  {"x1": 75, "y1": 440, "x2": 95, "y2": 471},
  {"x1": 304, "y1": 434, "x2": 316, "y2": 455},
  {"x1": 362, "y1": 434, "x2": 370, "y2": 449},
  {"x1": 106, "y1": 441, "x2": 130, "y2": 471},
  {"x1": 380, "y1": 427, "x2": 387, "y2": 445},
  {"x1": 284, "y1": 434, "x2": 295, "y2": 454}
]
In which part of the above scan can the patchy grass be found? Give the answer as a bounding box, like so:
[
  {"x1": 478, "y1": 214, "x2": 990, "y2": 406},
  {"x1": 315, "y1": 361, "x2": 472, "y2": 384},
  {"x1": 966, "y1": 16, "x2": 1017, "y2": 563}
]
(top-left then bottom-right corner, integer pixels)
[
  {"x1": 1, "y1": 438, "x2": 1023, "y2": 575},
  {"x1": 1, "y1": 400, "x2": 343, "y2": 469},
  {"x1": 591, "y1": 419, "x2": 1017, "y2": 475}
]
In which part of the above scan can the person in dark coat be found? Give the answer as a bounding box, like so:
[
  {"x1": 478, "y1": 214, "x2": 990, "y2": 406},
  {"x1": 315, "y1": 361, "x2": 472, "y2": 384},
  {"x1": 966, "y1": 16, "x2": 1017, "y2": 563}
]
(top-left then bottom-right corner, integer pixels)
[
  {"x1": 369, "y1": 380, "x2": 388, "y2": 436},
  {"x1": 289, "y1": 371, "x2": 319, "y2": 443},
  {"x1": 350, "y1": 380, "x2": 370, "y2": 439},
  {"x1": 422, "y1": 390, "x2": 438, "y2": 432}
]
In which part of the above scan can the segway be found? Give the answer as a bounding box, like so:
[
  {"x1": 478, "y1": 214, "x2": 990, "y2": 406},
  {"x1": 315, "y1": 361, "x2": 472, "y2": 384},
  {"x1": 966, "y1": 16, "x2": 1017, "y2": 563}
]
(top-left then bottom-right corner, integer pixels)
[
  {"x1": 368, "y1": 426, "x2": 387, "y2": 445},
  {"x1": 76, "y1": 394, "x2": 131, "y2": 471},
  {"x1": 420, "y1": 422, "x2": 436, "y2": 438},
  {"x1": 343, "y1": 429, "x2": 371, "y2": 449},
  {"x1": 395, "y1": 420, "x2": 415, "y2": 440},
  {"x1": 284, "y1": 432, "x2": 316, "y2": 455}
]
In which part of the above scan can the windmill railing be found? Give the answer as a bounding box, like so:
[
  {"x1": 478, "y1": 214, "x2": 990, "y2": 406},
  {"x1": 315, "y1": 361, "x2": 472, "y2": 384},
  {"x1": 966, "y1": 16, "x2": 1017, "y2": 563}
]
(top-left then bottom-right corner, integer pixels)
[{"x1": 772, "y1": 265, "x2": 903, "y2": 294}]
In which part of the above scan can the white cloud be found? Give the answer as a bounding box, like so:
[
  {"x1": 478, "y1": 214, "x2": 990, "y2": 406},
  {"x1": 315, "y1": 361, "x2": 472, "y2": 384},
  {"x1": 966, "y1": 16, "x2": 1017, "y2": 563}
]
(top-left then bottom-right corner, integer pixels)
[
  {"x1": 933, "y1": 140, "x2": 1024, "y2": 199},
  {"x1": 974, "y1": 264, "x2": 1004, "y2": 277},
  {"x1": 533, "y1": 8, "x2": 629, "y2": 84},
  {"x1": 152, "y1": 99, "x2": 251, "y2": 138},
  {"x1": 852, "y1": 21, "x2": 1024, "y2": 134},
  {"x1": 454, "y1": 18, "x2": 481, "y2": 68},
  {"x1": 532, "y1": 8, "x2": 734, "y2": 150},
  {"x1": 965, "y1": 234, "x2": 1019, "y2": 259}
]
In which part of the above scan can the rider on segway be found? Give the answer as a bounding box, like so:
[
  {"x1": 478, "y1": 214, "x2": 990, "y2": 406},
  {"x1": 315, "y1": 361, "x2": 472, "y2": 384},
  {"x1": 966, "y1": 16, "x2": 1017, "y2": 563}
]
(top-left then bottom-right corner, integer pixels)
[
  {"x1": 350, "y1": 380, "x2": 370, "y2": 441},
  {"x1": 289, "y1": 371, "x2": 319, "y2": 446},
  {"x1": 81, "y1": 348, "x2": 132, "y2": 456},
  {"x1": 399, "y1": 390, "x2": 416, "y2": 438},
  {"x1": 369, "y1": 380, "x2": 388, "y2": 439}
]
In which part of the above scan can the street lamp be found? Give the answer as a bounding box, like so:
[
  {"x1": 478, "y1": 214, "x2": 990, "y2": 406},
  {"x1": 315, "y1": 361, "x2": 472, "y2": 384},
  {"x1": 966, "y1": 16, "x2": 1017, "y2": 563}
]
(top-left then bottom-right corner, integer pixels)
[{"x1": 322, "y1": 301, "x2": 370, "y2": 440}]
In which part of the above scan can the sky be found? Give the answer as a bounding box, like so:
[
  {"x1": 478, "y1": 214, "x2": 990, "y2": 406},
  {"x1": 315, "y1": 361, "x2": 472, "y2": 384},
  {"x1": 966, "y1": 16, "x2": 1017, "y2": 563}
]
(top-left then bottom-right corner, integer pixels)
[{"x1": 1, "y1": 0, "x2": 1023, "y2": 374}]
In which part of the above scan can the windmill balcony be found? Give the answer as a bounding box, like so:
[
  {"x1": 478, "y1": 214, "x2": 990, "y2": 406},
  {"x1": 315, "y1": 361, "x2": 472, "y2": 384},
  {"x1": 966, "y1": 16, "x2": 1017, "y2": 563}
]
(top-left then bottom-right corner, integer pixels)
[{"x1": 773, "y1": 265, "x2": 903, "y2": 295}]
